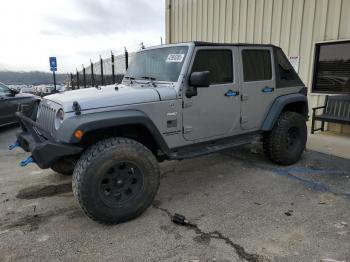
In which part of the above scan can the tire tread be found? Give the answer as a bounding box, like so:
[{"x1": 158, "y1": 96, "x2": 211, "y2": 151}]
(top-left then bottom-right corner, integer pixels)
[
  {"x1": 263, "y1": 111, "x2": 307, "y2": 165},
  {"x1": 72, "y1": 137, "x2": 159, "y2": 224}
]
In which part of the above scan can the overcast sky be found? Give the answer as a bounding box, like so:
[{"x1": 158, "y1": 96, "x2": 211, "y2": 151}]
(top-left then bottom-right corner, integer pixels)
[{"x1": 0, "y1": 0, "x2": 165, "y2": 73}]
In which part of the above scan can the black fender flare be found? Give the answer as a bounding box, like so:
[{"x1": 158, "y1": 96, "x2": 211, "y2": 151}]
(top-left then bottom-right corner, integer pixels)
[
  {"x1": 261, "y1": 93, "x2": 308, "y2": 131},
  {"x1": 56, "y1": 109, "x2": 170, "y2": 153}
]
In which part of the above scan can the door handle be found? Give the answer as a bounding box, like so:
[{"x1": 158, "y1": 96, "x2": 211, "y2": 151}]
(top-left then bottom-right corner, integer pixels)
[
  {"x1": 225, "y1": 90, "x2": 239, "y2": 97},
  {"x1": 262, "y1": 86, "x2": 274, "y2": 93}
]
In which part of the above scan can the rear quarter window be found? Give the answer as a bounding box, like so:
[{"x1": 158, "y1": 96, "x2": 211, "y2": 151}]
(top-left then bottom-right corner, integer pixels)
[
  {"x1": 274, "y1": 48, "x2": 304, "y2": 88},
  {"x1": 276, "y1": 49, "x2": 297, "y2": 80}
]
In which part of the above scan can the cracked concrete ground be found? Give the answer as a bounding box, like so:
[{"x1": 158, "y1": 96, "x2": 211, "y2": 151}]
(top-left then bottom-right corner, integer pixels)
[{"x1": 0, "y1": 125, "x2": 350, "y2": 262}]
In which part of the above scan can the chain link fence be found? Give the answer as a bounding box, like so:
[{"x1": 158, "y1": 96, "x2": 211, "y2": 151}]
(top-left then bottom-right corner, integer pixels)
[{"x1": 70, "y1": 48, "x2": 137, "y2": 90}]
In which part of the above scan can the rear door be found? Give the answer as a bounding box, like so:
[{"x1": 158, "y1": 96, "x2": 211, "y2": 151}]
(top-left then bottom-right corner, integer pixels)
[
  {"x1": 182, "y1": 46, "x2": 241, "y2": 141},
  {"x1": 238, "y1": 47, "x2": 278, "y2": 130}
]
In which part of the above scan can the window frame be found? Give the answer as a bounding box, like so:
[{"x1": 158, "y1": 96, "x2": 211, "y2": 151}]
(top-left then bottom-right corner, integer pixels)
[
  {"x1": 241, "y1": 48, "x2": 273, "y2": 83},
  {"x1": 189, "y1": 47, "x2": 234, "y2": 86},
  {"x1": 311, "y1": 39, "x2": 350, "y2": 95}
]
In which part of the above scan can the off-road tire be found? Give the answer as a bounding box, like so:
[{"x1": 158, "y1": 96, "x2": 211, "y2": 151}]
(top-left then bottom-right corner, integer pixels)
[
  {"x1": 51, "y1": 158, "x2": 75, "y2": 176},
  {"x1": 72, "y1": 137, "x2": 160, "y2": 224},
  {"x1": 263, "y1": 111, "x2": 307, "y2": 165}
]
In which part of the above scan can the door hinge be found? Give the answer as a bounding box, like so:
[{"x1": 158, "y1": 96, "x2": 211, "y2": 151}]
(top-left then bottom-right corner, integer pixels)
[
  {"x1": 182, "y1": 100, "x2": 193, "y2": 108},
  {"x1": 240, "y1": 116, "x2": 248, "y2": 124},
  {"x1": 241, "y1": 94, "x2": 249, "y2": 101},
  {"x1": 183, "y1": 126, "x2": 193, "y2": 133}
]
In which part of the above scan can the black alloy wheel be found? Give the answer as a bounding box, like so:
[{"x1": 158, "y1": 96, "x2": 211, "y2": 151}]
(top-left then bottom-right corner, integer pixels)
[{"x1": 99, "y1": 162, "x2": 144, "y2": 206}]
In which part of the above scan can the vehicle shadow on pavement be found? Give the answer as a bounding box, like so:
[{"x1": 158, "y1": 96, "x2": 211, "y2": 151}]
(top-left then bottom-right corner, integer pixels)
[{"x1": 221, "y1": 145, "x2": 350, "y2": 199}]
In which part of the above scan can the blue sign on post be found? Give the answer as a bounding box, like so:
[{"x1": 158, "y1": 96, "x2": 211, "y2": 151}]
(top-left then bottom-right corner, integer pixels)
[{"x1": 49, "y1": 57, "x2": 57, "y2": 72}]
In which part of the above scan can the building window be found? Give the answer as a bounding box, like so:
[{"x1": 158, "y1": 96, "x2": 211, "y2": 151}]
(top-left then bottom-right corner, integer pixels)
[
  {"x1": 242, "y1": 50, "x2": 272, "y2": 82},
  {"x1": 312, "y1": 40, "x2": 350, "y2": 94},
  {"x1": 191, "y1": 49, "x2": 233, "y2": 84}
]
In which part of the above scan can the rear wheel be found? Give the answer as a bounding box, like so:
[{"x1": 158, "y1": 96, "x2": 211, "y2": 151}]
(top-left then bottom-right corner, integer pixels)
[
  {"x1": 263, "y1": 111, "x2": 307, "y2": 165},
  {"x1": 72, "y1": 137, "x2": 160, "y2": 224}
]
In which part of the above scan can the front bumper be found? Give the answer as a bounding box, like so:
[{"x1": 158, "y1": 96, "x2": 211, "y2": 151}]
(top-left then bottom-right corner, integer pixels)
[{"x1": 15, "y1": 112, "x2": 83, "y2": 169}]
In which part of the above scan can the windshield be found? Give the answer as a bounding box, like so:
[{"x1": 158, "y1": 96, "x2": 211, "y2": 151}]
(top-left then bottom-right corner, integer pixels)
[{"x1": 125, "y1": 46, "x2": 188, "y2": 82}]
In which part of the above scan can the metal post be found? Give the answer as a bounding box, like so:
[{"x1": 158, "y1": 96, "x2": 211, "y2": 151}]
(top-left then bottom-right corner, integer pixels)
[
  {"x1": 140, "y1": 42, "x2": 145, "y2": 49},
  {"x1": 53, "y1": 71, "x2": 57, "y2": 93},
  {"x1": 125, "y1": 47, "x2": 129, "y2": 71},
  {"x1": 70, "y1": 73, "x2": 75, "y2": 90},
  {"x1": 90, "y1": 60, "x2": 95, "y2": 87},
  {"x1": 82, "y1": 64, "x2": 86, "y2": 88},
  {"x1": 76, "y1": 69, "x2": 80, "y2": 89},
  {"x1": 100, "y1": 55, "x2": 104, "y2": 86},
  {"x1": 111, "y1": 51, "x2": 115, "y2": 84}
]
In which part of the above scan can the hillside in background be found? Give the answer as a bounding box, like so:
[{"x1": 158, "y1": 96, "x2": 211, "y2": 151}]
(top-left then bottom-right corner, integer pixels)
[{"x1": 0, "y1": 71, "x2": 68, "y2": 85}]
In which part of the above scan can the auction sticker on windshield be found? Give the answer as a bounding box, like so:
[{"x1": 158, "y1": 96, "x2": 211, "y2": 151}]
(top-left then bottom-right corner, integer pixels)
[{"x1": 166, "y1": 54, "x2": 185, "y2": 63}]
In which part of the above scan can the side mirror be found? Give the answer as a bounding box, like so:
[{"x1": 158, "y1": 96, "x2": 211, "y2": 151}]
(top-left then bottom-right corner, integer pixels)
[
  {"x1": 8, "y1": 88, "x2": 19, "y2": 96},
  {"x1": 186, "y1": 71, "x2": 210, "y2": 98},
  {"x1": 189, "y1": 71, "x2": 210, "y2": 87}
]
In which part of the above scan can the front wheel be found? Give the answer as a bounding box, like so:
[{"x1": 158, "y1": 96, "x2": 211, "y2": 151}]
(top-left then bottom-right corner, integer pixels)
[
  {"x1": 263, "y1": 111, "x2": 307, "y2": 165},
  {"x1": 72, "y1": 137, "x2": 160, "y2": 224}
]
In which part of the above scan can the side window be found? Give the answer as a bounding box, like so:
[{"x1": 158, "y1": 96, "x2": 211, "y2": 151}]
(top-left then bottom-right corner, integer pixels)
[
  {"x1": 242, "y1": 49, "x2": 272, "y2": 82},
  {"x1": 191, "y1": 49, "x2": 233, "y2": 85},
  {"x1": 276, "y1": 48, "x2": 297, "y2": 81}
]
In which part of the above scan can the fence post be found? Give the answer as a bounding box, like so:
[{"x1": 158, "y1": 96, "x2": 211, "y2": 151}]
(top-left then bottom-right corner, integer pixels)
[
  {"x1": 111, "y1": 51, "x2": 115, "y2": 84},
  {"x1": 82, "y1": 64, "x2": 86, "y2": 88},
  {"x1": 125, "y1": 47, "x2": 128, "y2": 71},
  {"x1": 90, "y1": 60, "x2": 95, "y2": 87},
  {"x1": 76, "y1": 69, "x2": 80, "y2": 89},
  {"x1": 100, "y1": 55, "x2": 104, "y2": 86},
  {"x1": 70, "y1": 73, "x2": 74, "y2": 90}
]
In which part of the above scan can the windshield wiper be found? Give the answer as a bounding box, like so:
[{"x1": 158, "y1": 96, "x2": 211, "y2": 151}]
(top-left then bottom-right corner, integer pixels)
[
  {"x1": 139, "y1": 76, "x2": 157, "y2": 87},
  {"x1": 140, "y1": 76, "x2": 156, "y2": 81},
  {"x1": 124, "y1": 76, "x2": 135, "y2": 80}
]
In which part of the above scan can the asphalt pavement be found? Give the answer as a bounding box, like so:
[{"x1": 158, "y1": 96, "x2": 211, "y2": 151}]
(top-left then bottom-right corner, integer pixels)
[{"x1": 0, "y1": 125, "x2": 349, "y2": 262}]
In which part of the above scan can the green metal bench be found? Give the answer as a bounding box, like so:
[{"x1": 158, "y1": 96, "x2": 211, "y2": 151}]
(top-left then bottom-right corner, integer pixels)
[{"x1": 311, "y1": 95, "x2": 350, "y2": 134}]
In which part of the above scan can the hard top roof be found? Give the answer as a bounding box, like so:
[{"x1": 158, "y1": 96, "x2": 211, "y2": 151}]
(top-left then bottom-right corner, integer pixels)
[{"x1": 192, "y1": 41, "x2": 279, "y2": 48}]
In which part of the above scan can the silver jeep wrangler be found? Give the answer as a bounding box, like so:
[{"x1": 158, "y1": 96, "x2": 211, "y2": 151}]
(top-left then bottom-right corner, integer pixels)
[{"x1": 14, "y1": 42, "x2": 308, "y2": 223}]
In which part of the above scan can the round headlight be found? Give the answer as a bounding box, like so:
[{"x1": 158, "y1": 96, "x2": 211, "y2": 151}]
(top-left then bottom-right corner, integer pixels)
[
  {"x1": 54, "y1": 109, "x2": 64, "y2": 130},
  {"x1": 57, "y1": 109, "x2": 64, "y2": 121}
]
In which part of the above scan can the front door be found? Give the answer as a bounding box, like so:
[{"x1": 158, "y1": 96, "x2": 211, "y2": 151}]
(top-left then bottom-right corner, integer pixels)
[
  {"x1": 238, "y1": 47, "x2": 277, "y2": 130},
  {"x1": 182, "y1": 47, "x2": 241, "y2": 141}
]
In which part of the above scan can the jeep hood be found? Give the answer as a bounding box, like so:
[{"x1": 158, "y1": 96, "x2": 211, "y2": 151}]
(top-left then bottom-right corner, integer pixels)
[{"x1": 44, "y1": 84, "x2": 173, "y2": 112}]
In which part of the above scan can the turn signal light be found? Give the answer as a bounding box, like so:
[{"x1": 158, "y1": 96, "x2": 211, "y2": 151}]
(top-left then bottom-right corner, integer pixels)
[{"x1": 74, "y1": 130, "x2": 84, "y2": 139}]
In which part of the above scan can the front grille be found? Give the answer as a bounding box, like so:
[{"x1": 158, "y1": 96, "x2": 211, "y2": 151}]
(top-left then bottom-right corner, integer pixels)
[{"x1": 36, "y1": 102, "x2": 57, "y2": 134}]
